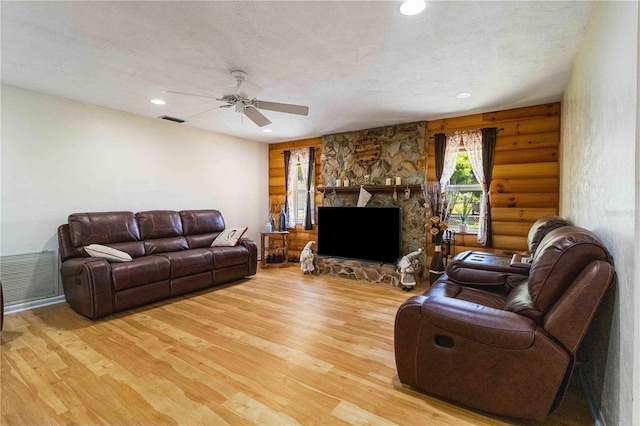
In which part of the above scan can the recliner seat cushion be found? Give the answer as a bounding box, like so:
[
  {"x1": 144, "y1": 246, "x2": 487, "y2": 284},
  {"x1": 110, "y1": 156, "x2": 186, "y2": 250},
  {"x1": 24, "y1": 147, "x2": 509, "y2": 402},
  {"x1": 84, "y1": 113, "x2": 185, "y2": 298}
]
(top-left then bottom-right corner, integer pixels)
[
  {"x1": 110, "y1": 256, "x2": 171, "y2": 291},
  {"x1": 208, "y1": 246, "x2": 250, "y2": 268},
  {"x1": 157, "y1": 249, "x2": 213, "y2": 278}
]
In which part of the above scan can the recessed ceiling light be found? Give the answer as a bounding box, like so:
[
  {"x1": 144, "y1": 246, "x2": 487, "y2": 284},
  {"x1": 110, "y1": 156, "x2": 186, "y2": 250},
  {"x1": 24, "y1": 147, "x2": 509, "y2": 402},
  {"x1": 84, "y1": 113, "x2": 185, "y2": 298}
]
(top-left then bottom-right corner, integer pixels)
[
  {"x1": 262, "y1": 129, "x2": 273, "y2": 133},
  {"x1": 400, "y1": 0, "x2": 427, "y2": 16},
  {"x1": 456, "y1": 92, "x2": 472, "y2": 99},
  {"x1": 150, "y1": 99, "x2": 166, "y2": 105}
]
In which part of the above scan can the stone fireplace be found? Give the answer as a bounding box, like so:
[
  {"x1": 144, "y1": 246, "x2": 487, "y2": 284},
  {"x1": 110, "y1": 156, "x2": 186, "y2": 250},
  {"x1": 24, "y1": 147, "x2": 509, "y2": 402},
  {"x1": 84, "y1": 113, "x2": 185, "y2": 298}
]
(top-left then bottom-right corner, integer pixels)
[{"x1": 317, "y1": 121, "x2": 428, "y2": 284}]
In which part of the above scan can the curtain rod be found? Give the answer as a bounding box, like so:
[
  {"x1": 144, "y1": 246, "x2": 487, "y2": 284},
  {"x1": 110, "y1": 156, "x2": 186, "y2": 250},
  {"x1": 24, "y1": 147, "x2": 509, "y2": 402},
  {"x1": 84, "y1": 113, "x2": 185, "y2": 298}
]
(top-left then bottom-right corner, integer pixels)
[{"x1": 427, "y1": 127, "x2": 504, "y2": 139}]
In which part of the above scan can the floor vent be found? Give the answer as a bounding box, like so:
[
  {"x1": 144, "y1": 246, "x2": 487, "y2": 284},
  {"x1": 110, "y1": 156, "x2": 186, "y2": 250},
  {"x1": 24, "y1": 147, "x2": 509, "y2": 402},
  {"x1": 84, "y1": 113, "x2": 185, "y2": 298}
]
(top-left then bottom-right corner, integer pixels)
[
  {"x1": 159, "y1": 115, "x2": 186, "y2": 123},
  {"x1": 0, "y1": 251, "x2": 60, "y2": 306}
]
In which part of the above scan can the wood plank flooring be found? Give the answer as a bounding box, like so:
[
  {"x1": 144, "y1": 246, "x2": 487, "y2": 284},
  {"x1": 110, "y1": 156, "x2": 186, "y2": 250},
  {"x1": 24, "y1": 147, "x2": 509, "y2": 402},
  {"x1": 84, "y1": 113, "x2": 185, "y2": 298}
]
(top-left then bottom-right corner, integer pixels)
[{"x1": 1, "y1": 268, "x2": 594, "y2": 425}]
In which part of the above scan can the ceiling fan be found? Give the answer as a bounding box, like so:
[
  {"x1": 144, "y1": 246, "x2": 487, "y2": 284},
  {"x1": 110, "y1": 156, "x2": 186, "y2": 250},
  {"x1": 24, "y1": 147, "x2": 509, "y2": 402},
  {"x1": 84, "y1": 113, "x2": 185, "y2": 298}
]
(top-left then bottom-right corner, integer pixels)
[{"x1": 164, "y1": 70, "x2": 309, "y2": 127}]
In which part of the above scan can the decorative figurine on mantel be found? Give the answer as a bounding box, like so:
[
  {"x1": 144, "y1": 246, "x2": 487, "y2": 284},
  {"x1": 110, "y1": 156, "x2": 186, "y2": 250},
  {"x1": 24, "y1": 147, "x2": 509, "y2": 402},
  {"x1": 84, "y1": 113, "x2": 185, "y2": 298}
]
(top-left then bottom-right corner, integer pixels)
[
  {"x1": 397, "y1": 248, "x2": 422, "y2": 291},
  {"x1": 300, "y1": 240, "x2": 316, "y2": 274}
]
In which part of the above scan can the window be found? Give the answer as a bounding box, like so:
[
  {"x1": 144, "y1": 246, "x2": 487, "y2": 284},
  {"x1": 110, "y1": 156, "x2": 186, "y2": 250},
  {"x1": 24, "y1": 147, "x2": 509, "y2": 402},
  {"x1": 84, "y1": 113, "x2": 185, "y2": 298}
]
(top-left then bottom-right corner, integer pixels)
[
  {"x1": 446, "y1": 151, "x2": 482, "y2": 232},
  {"x1": 294, "y1": 162, "x2": 314, "y2": 222},
  {"x1": 285, "y1": 148, "x2": 315, "y2": 228}
]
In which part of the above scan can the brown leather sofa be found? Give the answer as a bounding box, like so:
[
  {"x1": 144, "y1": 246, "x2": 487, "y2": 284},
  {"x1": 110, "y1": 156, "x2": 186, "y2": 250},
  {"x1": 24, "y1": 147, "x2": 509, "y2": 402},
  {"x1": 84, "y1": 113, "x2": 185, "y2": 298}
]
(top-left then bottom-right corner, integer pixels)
[
  {"x1": 57, "y1": 209, "x2": 257, "y2": 319},
  {"x1": 443, "y1": 215, "x2": 569, "y2": 290},
  {"x1": 394, "y1": 226, "x2": 615, "y2": 421}
]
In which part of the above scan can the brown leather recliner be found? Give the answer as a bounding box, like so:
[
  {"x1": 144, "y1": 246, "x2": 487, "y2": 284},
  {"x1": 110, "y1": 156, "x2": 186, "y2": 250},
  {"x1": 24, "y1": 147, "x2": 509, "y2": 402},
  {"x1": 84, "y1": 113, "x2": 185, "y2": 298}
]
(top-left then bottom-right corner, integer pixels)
[
  {"x1": 394, "y1": 226, "x2": 615, "y2": 421},
  {"x1": 443, "y1": 215, "x2": 570, "y2": 290}
]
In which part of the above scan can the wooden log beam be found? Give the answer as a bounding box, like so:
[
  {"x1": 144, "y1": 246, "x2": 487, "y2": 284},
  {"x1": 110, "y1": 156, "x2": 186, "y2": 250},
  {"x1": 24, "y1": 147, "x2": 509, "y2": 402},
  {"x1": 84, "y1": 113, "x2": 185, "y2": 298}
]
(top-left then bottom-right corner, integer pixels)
[
  {"x1": 493, "y1": 147, "x2": 558, "y2": 165},
  {"x1": 490, "y1": 193, "x2": 559, "y2": 208},
  {"x1": 490, "y1": 178, "x2": 559, "y2": 194},
  {"x1": 492, "y1": 235, "x2": 528, "y2": 251},
  {"x1": 491, "y1": 221, "x2": 533, "y2": 237},
  {"x1": 490, "y1": 207, "x2": 559, "y2": 222},
  {"x1": 492, "y1": 162, "x2": 558, "y2": 179},
  {"x1": 495, "y1": 131, "x2": 559, "y2": 151}
]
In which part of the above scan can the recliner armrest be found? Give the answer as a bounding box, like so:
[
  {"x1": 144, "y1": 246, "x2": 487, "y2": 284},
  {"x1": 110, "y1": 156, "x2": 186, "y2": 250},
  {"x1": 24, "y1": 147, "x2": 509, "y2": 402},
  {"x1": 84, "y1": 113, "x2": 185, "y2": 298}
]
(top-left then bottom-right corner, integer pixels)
[
  {"x1": 420, "y1": 296, "x2": 537, "y2": 350},
  {"x1": 60, "y1": 257, "x2": 114, "y2": 319},
  {"x1": 60, "y1": 256, "x2": 109, "y2": 276},
  {"x1": 238, "y1": 238, "x2": 258, "y2": 276}
]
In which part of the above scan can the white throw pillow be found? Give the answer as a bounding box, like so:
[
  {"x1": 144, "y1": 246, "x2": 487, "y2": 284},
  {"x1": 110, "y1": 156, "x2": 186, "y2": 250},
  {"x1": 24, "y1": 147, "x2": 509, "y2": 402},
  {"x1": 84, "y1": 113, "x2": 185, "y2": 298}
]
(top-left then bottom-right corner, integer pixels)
[
  {"x1": 211, "y1": 227, "x2": 248, "y2": 247},
  {"x1": 84, "y1": 244, "x2": 132, "y2": 262}
]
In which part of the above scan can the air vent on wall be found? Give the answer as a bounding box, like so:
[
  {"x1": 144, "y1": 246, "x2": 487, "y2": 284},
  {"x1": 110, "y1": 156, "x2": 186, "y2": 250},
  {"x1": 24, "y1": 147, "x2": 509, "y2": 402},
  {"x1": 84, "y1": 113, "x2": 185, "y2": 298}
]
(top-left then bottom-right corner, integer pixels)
[{"x1": 158, "y1": 115, "x2": 186, "y2": 123}]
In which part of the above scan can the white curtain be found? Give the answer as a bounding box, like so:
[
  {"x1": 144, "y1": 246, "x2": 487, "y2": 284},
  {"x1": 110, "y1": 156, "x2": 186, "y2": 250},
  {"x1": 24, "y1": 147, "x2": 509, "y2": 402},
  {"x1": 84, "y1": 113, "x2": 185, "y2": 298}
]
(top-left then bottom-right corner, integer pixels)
[
  {"x1": 285, "y1": 148, "x2": 311, "y2": 229},
  {"x1": 441, "y1": 130, "x2": 488, "y2": 246},
  {"x1": 460, "y1": 130, "x2": 488, "y2": 246},
  {"x1": 439, "y1": 133, "x2": 462, "y2": 192}
]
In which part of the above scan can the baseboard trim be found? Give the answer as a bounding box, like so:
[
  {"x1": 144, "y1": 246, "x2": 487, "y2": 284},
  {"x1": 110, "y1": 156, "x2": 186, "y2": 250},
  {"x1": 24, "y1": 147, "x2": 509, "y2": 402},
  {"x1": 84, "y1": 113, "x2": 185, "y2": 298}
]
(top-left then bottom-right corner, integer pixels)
[{"x1": 4, "y1": 295, "x2": 66, "y2": 315}]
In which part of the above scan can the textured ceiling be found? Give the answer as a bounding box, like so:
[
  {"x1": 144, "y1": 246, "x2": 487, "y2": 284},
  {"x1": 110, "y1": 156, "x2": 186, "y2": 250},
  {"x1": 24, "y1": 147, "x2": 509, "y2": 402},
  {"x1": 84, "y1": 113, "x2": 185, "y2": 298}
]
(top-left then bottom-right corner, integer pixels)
[{"x1": 1, "y1": 1, "x2": 594, "y2": 143}]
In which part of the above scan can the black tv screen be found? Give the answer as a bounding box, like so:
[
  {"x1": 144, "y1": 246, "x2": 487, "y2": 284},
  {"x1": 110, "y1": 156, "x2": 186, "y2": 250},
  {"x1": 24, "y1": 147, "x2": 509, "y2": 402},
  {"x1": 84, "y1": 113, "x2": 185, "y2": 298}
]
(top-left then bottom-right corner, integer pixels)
[{"x1": 317, "y1": 206, "x2": 402, "y2": 264}]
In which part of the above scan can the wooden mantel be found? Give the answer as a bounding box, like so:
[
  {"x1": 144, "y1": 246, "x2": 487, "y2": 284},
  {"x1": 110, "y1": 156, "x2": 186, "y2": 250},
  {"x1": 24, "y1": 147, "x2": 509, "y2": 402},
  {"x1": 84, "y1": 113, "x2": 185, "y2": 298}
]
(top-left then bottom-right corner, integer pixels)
[{"x1": 318, "y1": 184, "x2": 423, "y2": 195}]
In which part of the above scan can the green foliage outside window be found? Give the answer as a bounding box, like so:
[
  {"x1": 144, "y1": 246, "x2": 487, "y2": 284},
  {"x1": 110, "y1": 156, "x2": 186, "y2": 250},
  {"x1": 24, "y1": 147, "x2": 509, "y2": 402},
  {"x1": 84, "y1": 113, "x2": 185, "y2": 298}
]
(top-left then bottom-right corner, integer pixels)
[{"x1": 448, "y1": 151, "x2": 481, "y2": 229}]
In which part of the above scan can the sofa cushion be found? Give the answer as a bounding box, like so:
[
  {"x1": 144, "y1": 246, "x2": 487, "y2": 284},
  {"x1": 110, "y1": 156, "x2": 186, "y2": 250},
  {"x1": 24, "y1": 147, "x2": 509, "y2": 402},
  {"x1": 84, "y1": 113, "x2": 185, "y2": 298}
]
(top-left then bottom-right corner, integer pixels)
[
  {"x1": 207, "y1": 245, "x2": 250, "y2": 269},
  {"x1": 69, "y1": 211, "x2": 142, "y2": 257},
  {"x1": 144, "y1": 237, "x2": 189, "y2": 255},
  {"x1": 136, "y1": 210, "x2": 188, "y2": 254},
  {"x1": 180, "y1": 210, "x2": 225, "y2": 248},
  {"x1": 84, "y1": 244, "x2": 132, "y2": 262},
  {"x1": 136, "y1": 210, "x2": 184, "y2": 239},
  {"x1": 185, "y1": 233, "x2": 217, "y2": 248},
  {"x1": 110, "y1": 256, "x2": 171, "y2": 291},
  {"x1": 157, "y1": 249, "x2": 213, "y2": 278},
  {"x1": 180, "y1": 209, "x2": 225, "y2": 235}
]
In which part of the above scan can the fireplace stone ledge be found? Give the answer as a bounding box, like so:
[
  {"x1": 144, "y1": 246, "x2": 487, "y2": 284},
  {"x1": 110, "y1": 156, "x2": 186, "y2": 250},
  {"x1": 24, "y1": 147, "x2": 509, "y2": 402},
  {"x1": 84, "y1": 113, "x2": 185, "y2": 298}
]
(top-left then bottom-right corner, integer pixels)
[{"x1": 315, "y1": 255, "x2": 401, "y2": 286}]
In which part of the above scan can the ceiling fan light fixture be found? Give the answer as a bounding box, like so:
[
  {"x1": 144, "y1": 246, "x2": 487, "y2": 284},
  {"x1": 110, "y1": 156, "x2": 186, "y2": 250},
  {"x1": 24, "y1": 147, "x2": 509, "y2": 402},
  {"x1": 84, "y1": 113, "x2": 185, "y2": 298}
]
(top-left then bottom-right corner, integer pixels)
[
  {"x1": 400, "y1": 0, "x2": 427, "y2": 16},
  {"x1": 150, "y1": 98, "x2": 166, "y2": 105},
  {"x1": 262, "y1": 128, "x2": 273, "y2": 133},
  {"x1": 456, "y1": 92, "x2": 472, "y2": 99}
]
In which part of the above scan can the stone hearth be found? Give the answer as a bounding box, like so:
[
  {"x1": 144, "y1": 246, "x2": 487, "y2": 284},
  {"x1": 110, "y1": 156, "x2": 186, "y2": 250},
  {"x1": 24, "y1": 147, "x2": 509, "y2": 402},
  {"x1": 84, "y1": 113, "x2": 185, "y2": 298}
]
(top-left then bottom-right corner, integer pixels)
[{"x1": 316, "y1": 256, "x2": 402, "y2": 286}]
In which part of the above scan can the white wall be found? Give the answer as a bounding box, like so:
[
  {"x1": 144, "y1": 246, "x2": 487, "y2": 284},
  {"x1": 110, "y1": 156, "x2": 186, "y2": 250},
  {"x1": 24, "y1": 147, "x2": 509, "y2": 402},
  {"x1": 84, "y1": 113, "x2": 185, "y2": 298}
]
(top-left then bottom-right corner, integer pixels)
[
  {"x1": 1, "y1": 85, "x2": 269, "y2": 259},
  {"x1": 560, "y1": 2, "x2": 638, "y2": 425}
]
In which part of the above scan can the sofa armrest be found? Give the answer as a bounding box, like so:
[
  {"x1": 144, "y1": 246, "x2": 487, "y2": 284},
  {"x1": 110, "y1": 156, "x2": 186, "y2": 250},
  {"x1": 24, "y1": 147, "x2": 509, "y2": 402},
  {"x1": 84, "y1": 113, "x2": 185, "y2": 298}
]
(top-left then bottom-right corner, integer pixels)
[
  {"x1": 60, "y1": 257, "x2": 114, "y2": 319},
  {"x1": 238, "y1": 238, "x2": 258, "y2": 276},
  {"x1": 420, "y1": 296, "x2": 537, "y2": 350}
]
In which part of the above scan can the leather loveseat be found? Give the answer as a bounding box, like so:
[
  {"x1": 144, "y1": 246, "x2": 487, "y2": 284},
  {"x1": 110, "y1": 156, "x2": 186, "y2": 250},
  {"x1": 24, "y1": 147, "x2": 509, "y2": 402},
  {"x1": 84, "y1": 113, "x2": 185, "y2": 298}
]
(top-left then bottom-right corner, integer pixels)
[
  {"x1": 394, "y1": 225, "x2": 615, "y2": 421},
  {"x1": 57, "y1": 209, "x2": 257, "y2": 319}
]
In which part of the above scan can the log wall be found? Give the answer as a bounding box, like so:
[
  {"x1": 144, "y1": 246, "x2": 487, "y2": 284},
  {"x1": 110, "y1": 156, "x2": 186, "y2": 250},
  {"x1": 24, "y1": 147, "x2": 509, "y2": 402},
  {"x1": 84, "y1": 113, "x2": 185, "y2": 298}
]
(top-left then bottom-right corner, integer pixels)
[
  {"x1": 268, "y1": 102, "x2": 561, "y2": 258},
  {"x1": 268, "y1": 137, "x2": 323, "y2": 259},
  {"x1": 427, "y1": 102, "x2": 561, "y2": 254}
]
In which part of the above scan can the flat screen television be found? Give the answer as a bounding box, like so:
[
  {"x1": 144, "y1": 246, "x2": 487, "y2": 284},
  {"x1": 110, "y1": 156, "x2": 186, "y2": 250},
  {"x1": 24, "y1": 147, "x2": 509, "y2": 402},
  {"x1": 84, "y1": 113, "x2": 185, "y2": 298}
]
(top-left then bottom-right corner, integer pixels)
[{"x1": 317, "y1": 206, "x2": 402, "y2": 264}]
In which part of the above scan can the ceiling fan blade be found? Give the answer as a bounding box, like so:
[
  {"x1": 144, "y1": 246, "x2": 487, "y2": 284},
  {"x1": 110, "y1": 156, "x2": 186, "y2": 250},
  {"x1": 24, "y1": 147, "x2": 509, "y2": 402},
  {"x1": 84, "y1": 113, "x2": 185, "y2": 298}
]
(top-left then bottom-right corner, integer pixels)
[
  {"x1": 162, "y1": 90, "x2": 218, "y2": 100},
  {"x1": 188, "y1": 106, "x2": 222, "y2": 119},
  {"x1": 236, "y1": 80, "x2": 262, "y2": 100},
  {"x1": 254, "y1": 100, "x2": 309, "y2": 116},
  {"x1": 243, "y1": 106, "x2": 272, "y2": 127}
]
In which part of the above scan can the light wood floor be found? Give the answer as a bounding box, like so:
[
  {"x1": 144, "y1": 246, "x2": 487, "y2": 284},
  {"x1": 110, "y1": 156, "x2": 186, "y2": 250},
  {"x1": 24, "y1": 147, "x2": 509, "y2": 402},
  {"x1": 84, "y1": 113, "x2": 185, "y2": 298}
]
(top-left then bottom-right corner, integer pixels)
[{"x1": 1, "y1": 268, "x2": 594, "y2": 425}]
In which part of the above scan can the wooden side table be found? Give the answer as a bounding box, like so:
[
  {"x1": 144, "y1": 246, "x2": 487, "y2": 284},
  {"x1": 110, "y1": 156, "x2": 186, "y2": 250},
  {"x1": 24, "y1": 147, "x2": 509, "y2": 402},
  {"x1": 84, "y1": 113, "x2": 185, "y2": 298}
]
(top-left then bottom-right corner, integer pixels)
[{"x1": 260, "y1": 231, "x2": 289, "y2": 268}]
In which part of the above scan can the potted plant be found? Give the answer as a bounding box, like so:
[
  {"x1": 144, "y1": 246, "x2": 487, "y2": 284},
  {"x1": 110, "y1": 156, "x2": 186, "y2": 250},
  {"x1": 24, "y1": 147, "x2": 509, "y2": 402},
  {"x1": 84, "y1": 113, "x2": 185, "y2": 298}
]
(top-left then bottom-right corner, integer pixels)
[{"x1": 458, "y1": 192, "x2": 473, "y2": 233}]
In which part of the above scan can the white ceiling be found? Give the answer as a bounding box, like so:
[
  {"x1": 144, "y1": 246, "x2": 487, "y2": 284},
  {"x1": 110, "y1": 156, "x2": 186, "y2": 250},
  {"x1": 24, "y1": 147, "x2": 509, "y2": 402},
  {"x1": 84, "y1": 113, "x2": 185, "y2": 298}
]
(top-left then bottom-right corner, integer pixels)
[{"x1": 1, "y1": 1, "x2": 594, "y2": 143}]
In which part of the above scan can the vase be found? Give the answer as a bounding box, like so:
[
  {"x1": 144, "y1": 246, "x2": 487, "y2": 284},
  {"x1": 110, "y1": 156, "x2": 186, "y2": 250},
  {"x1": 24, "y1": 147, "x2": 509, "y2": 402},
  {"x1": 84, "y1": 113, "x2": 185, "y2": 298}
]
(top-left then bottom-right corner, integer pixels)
[
  {"x1": 458, "y1": 222, "x2": 468, "y2": 233},
  {"x1": 265, "y1": 221, "x2": 272, "y2": 232},
  {"x1": 429, "y1": 244, "x2": 445, "y2": 285},
  {"x1": 278, "y1": 205, "x2": 287, "y2": 232}
]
